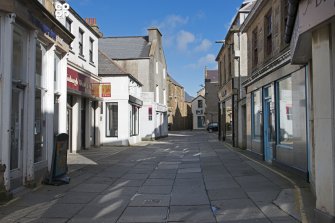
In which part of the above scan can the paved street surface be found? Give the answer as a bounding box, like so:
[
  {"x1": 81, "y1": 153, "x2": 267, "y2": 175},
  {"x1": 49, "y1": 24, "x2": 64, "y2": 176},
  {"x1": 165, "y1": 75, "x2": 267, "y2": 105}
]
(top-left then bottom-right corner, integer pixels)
[{"x1": 0, "y1": 131, "x2": 315, "y2": 223}]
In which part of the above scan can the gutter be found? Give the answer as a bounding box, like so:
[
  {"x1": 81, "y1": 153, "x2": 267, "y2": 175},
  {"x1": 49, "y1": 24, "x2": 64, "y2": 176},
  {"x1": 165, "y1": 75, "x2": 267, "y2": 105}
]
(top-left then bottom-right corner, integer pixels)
[{"x1": 284, "y1": 0, "x2": 299, "y2": 43}]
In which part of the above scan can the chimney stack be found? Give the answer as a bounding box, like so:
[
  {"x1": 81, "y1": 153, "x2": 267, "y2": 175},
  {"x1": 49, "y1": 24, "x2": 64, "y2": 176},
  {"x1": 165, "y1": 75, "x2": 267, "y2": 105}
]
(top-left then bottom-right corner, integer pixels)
[{"x1": 85, "y1": 18, "x2": 103, "y2": 37}]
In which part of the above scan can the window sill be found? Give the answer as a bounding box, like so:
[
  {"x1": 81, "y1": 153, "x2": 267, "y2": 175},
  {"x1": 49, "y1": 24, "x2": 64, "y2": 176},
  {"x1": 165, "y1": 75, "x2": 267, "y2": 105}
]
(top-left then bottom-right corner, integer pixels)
[
  {"x1": 78, "y1": 55, "x2": 86, "y2": 62},
  {"x1": 276, "y1": 144, "x2": 293, "y2": 150},
  {"x1": 69, "y1": 49, "x2": 75, "y2": 55},
  {"x1": 89, "y1": 61, "x2": 95, "y2": 67}
]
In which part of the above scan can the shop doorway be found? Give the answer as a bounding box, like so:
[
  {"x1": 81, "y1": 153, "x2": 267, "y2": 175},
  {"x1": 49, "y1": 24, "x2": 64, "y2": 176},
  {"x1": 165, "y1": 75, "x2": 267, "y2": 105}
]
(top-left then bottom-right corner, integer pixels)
[
  {"x1": 67, "y1": 106, "x2": 72, "y2": 153},
  {"x1": 81, "y1": 99, "x2": 86, "y2": 149},
  {"x1": 10, "y1": 87, "x2": 24, "y2": 185}
]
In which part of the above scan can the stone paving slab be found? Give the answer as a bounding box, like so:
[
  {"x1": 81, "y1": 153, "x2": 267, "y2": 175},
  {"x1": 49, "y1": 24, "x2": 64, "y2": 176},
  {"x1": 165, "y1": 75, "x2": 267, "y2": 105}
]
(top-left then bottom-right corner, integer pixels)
[
  {"x1": 118, "y1": 207, "x2": 168, "y2": 222},
  {"x1": 0, "y1": 131, "x2": 315, "y2": 223},
  {"x1": 168, "y1": 205, "x2": 216, "y2": 223},
  {"x1": 128, "y1": 194, "x2": 170, "y2": 207}
]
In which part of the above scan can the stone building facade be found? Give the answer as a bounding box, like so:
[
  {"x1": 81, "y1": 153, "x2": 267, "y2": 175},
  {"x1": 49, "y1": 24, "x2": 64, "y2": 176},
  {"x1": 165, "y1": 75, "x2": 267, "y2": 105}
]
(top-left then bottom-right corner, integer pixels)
[
  {"x1": 204, "y1": 69, "x2": 219, "y2": 126},
  {"x1": 241, "y1": 0, "x2": 309, "y2": 176},
  {"x1": 167, "y1": 74, "x2": 192, "y2": 131}
]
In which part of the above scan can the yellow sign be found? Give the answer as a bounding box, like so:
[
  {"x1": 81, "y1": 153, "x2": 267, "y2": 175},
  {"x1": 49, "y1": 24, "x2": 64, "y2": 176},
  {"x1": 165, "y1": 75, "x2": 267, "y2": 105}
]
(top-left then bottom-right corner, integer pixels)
[{"x1": 102, "y1": 84, "x2": 111, "y2": 97}]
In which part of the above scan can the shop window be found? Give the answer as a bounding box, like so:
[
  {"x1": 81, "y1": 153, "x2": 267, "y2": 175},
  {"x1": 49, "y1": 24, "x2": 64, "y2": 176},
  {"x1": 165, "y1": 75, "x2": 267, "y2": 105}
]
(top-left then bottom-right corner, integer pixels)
[
  {"x1": 225, "y1": 99, "x2": 232, "y2": 141},
  {"x1": 13, "y1": 30, "x2": 25, "y2": 82},
  {"x1": 252, "y1": 89, "x2": 262, "y2": 140},
  {"x1": 34, "y1": 40, "x2": 46, "y2": 163},
  {"x1": 276, "y1": 76, "x2": 293, "y2": 145},
  {"x1": 106, "y1": 102, "x2": 118, "y2": 137},
  {"x1": 130, "y1": 105, "x2": 139, "y2": 136}
]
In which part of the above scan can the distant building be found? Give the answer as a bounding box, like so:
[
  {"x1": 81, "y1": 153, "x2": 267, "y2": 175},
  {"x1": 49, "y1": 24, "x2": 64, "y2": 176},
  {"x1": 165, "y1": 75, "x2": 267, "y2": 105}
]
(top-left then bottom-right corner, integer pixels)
[
  {"x1": 191, "y1": 95, "x2": 206, "y2": 130},
  {"x1": 216, "y1": 0, "x2": 254, "y2": 147},
  {"x1": 99, "y1": 28, "x2": 168, "y2": 140},
  {"x1": 204, "y1": 69, "x2": 219, "y2": 125},
  {"x1": 98, "y1": 50, "x2": 143, "y2": 145},
  {"x1": 167, "y1": 74, "x2": 192, "y2": 131}
]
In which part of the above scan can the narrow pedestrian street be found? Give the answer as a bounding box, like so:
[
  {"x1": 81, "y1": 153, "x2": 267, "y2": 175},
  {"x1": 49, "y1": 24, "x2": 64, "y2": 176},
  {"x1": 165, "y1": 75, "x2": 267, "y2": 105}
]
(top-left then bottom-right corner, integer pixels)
[{"x1": 0, "y1": 131, "x2": 314, "y2": 223}]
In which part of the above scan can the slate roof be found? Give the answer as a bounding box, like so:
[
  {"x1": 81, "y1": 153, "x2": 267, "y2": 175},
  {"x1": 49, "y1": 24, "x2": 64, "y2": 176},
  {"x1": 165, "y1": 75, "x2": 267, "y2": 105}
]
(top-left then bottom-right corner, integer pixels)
[
  {"x1": 98, "y1": 50, "x2": 128, "y2": 75},
  {"x1": 206, "y1": 70, "x2": 219, "y2": 83},
  {"x1": 185, "y1": 92, "x2": 194, "y2": 103},
  {"x1": 99, "y1": 36, "x2": 151, "y2": 59},
  {"x1": 98, "y1": 50, "x2": 142, "y2": 86},
  {"x1": 168, "y1": 74, "x2": 183, "y2": 88}
]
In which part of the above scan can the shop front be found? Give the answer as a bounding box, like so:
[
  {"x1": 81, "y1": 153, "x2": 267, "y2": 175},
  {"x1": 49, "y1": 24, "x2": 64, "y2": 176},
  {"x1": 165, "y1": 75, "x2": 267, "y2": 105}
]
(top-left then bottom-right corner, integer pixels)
[
  {"x1": 67, "y1": 67, "x2": 102, "y2": 153},
  {"x1": 218, "y1": 78, "x2": 238, "y2": 146},
  {"x1": 244, "y1": 51, "x2": 308, "y2": 173}
]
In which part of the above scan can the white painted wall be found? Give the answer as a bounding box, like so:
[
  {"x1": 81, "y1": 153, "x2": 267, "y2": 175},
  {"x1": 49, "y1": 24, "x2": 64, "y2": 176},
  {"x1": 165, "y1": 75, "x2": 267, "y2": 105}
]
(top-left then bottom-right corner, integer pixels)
[
  {"x1": 57, "y1": 12, "x2": 98, "y2": 75},
  {"x1": 100, "y1": 76, "x2": 142, "y2": 145},
  {"x1": 192, "y1": 96, "x2": 206, "y2": 130},
  {"x1": 312, "y1": 24, "x2": 335, "y2": 217}
]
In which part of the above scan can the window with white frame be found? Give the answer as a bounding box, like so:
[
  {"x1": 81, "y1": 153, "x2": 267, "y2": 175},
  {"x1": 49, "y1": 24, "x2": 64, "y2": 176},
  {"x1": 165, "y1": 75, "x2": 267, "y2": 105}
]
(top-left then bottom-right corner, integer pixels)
[
  {"x1": 130, "y1": 105, "x2": 139, "y2": 136},
  {"x1": 106, "y1": 102, "x2": 118, "y2": 137},
  {"x1": 198, "y1": 100, "x2": 203, "y2": 108},
  {"x1": 79, "y1": 28, "x2": 84, "y2": 56},
  {"x1": 156, "y1": 61, "x2": 158, "y2": 74},
  {"x1": 65, "y1": 17, "x2": 72, "y2": 32},
  {"x1": 163, "y1": 89, "x2": 166, "y2": 105},
  {"x1": 89, "y1": 37, "x2": 94, "y2": 63},
  {"x1": 277, "y1": 76, "x2": 293, "y2": 145},
  {"x1": 156, "y1": 85, "x2": 159, "y2": 103},
  {"x1": 252, "y1": 89, "x2": 261, "y2": 140}
]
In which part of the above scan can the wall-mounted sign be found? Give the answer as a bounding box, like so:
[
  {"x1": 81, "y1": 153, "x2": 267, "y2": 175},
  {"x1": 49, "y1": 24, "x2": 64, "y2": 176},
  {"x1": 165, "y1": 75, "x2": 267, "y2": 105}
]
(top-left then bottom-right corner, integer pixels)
[
  {"x1": 67, "y1": 67, "x2": 101, "y2": 98},
  {"x1": 101, "y1": 84, "x2": 111, "y2": 97},
  {"x1": 55, "y1": 1, "x2": 70, "y2": 19}
]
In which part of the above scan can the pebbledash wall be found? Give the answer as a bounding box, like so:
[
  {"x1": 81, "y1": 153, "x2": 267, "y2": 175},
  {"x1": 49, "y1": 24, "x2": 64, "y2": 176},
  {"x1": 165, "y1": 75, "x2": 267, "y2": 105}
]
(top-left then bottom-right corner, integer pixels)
[
  {"x1": 57, "y1": 9, "x2": 102, "y2": 153},
  {"x1": 0, "y1": 0, "x2": 73, "y2": 193}
]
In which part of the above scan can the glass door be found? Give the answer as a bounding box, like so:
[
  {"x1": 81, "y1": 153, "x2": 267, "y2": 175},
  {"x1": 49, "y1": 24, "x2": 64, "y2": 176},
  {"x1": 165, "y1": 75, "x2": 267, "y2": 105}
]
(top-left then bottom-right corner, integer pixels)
[
  {"x1": 10, "y1": 88, "x2": 24, "y2": 177},
  {"x1": 263, "y1": 86, "x2": 273, "y2": 162}
]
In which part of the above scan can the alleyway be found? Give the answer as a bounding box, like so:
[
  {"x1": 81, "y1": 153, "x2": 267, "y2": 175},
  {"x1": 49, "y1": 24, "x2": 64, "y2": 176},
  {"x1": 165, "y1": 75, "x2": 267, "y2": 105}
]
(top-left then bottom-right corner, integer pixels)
[{"x1": 0, "y1": 131, "x2": 314, "y2": 223}]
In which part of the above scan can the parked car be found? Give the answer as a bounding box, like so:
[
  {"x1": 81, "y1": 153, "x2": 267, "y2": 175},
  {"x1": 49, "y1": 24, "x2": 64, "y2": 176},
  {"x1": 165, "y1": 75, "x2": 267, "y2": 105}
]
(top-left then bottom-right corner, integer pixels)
[{"x1": 207, "y1": 122, "x2": 218, "y2": 132}]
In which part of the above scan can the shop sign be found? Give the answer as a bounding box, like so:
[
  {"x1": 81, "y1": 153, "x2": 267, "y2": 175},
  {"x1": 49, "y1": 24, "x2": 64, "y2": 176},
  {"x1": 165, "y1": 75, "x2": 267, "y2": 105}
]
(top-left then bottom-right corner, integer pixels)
[
  {"x1": 298, "y1": 0, "x2": 335, "y2": 34},
  {"x1": 55, "y1": 1, "x2": 70, "y2": 19},
  {"x1": 30, "y1": 14, "x2": 56, "y2": 40},
  {"x1": 67, "y1": 67, "x2": 100, "y2": 97},
  {"x1": 101, "y1": 84, "x2": 111, "y2": 97}
]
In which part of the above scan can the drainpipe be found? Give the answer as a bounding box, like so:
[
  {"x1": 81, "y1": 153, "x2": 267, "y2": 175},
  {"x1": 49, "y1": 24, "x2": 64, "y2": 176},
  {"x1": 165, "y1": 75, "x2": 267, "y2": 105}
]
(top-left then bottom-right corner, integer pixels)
[{"x1": 284, "y1": 0, "x2": 299, "y2": 43}]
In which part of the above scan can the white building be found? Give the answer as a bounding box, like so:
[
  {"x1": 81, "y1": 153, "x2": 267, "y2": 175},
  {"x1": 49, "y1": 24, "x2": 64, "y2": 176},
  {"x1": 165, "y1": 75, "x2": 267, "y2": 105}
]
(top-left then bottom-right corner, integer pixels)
[
  {"x1": 99, "y1": 28, "x2": 168, "y2": 140},
  {"x1": 191, "y1": 95, "x2": 206, "y2": 130},
  {"x1": 98, "y1": 50, "x2": 143, "y2": 145},
  {"x1": 0, "y1": 0, "x2": 73, "y2": 193},
  {"x1": 57, "y1": 11, "x2": 102, "y2": 153}
]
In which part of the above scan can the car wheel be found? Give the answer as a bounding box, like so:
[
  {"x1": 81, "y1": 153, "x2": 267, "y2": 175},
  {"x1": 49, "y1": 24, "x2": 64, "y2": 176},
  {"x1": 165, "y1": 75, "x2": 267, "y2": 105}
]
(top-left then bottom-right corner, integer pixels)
[{"x1": 209, "y1": 129, "x2": 213, "y2": 133}]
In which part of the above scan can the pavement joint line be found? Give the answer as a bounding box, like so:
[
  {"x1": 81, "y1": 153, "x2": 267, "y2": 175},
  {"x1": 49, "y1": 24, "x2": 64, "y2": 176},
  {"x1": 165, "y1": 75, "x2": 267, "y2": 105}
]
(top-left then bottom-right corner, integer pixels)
[{"x1": 223, "y1": 142, "x2": 309, "y2": 223}]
